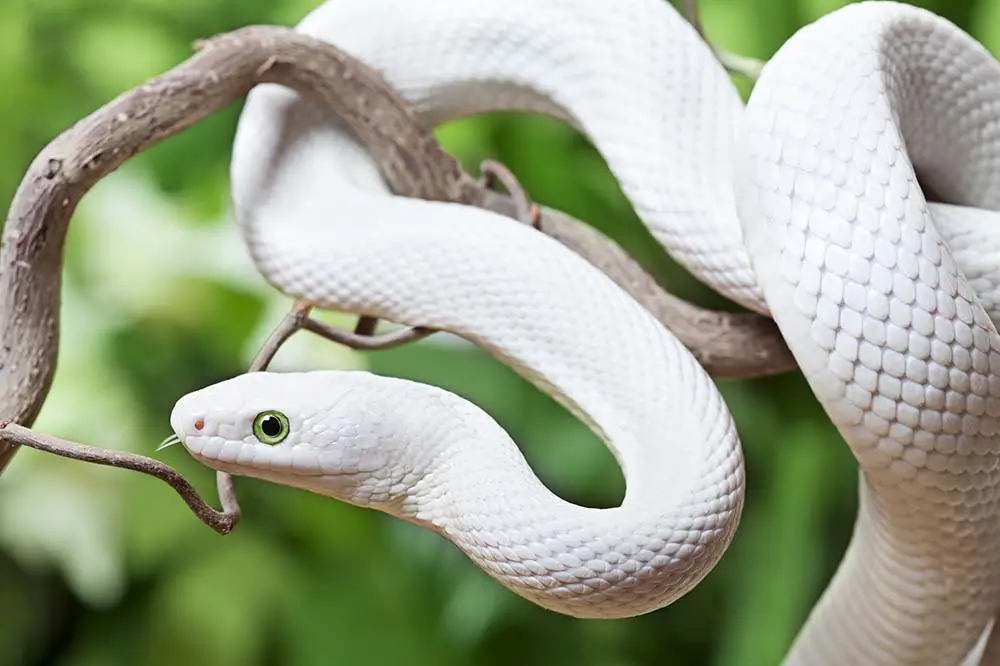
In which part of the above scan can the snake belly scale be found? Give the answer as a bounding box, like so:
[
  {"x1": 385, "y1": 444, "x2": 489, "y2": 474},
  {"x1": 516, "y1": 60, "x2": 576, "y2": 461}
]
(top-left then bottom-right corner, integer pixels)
[{"x1": 169, "y1": 1, "x2": 1000, "y2": 663}]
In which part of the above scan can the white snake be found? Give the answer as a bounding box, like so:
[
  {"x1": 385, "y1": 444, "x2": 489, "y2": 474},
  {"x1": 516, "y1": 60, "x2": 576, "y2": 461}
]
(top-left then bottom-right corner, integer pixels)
[{"x1": 168, "y1": 1, "x2": 1000, "y2": 663}]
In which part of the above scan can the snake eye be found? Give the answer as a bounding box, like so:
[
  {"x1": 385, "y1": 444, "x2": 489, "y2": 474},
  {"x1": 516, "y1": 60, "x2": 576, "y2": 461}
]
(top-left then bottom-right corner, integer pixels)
[{"x1": 252, "y1": 410, "x2": 289, "y2": 445}]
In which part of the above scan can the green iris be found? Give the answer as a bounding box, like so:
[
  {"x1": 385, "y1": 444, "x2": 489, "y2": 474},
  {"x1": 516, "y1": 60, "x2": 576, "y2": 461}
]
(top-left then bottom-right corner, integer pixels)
[{"x1": 252, "y1": 410, "x2": 290, "y2": 445}]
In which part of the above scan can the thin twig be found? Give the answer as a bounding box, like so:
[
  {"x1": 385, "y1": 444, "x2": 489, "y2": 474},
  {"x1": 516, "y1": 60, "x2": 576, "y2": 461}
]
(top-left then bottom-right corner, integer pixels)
[
  {"x1": 714, "y1": 50, "x2": 765, "y2": 81},
  {"x1": 680, "y1": 0, "x2": 765, "y2": 81},
  {"x1": 206, "y1": 299, "x2": 318, "y2": 521},
  {"x1": 0, "y1": 421, "x2": 237, "y2": 534},
  {"x1": 352, "y1": 310, "x2": 429, "y2": 342},
  {"x1": 249, "y1": 300, "x2": 314, "y2": 372},
  {"x1": 480, "y1": 159, "x2": 538, "y2": 227},
  {"x1": 682, "y1": 0, "x2": 704, "y2": 37},
  {"x1": 302, "y1": 317, "x2": 435, "y2": 350},
  {"x1": 353, "y1": 316, "x2": 380, "y2": 337}
]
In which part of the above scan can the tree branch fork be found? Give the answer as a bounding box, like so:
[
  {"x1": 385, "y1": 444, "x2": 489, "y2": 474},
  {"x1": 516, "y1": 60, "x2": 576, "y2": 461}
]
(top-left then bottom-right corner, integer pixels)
[{"x1": 0, "y1": 21, "x2": 790, "y2": 533}]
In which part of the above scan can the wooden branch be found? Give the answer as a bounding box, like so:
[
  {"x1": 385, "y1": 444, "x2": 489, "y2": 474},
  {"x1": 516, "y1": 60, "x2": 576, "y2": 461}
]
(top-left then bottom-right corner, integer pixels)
[
  {"x1": 0, "y1": 421, "x2": 239, "y2": 534},
  {"x1": 522, "y1": 200, "x2": 794, "y2": 379},
  {"x1": 0, "y1": 25, "x2": 793, "y2": 485},
  {"x1": 0, "y1": 26, "x2": 456, "y2": 475}
]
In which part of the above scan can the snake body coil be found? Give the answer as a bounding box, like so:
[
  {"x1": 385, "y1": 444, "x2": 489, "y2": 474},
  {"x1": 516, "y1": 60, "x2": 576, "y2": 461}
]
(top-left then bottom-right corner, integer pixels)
[{"x1": 171, "y1": 1, "x2": 1000, "y2": 663}]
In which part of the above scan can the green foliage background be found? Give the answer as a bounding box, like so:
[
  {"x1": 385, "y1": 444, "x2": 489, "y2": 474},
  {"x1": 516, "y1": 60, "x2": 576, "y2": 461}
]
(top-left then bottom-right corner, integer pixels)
[{"x1": 2, "y1": 0, "x2": 998, "y2": 664}]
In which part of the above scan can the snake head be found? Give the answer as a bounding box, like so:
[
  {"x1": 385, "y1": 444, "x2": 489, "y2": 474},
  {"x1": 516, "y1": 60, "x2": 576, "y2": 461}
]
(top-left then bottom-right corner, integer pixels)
[{"x1": 170, "y1": 370, "x2": 401, "y2": 505}]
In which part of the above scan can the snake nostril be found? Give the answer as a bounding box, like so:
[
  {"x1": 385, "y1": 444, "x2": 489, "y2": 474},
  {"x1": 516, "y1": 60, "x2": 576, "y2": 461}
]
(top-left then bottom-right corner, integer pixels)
[{"x1": 194, "y1": 418, "x2": 204, "y2": 431}]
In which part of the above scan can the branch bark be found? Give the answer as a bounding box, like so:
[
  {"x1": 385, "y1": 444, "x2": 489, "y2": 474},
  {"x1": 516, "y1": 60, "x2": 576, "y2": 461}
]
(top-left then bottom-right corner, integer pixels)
[
  {"x1": 0, "y1": 25, "x2": 793, "y2": 480},
  {"x1": 518, "y1": 200, "x2": 794, "y2": 379},
  {"x1": 0, "y1": 421, "x2": 240, "y2": 534}
]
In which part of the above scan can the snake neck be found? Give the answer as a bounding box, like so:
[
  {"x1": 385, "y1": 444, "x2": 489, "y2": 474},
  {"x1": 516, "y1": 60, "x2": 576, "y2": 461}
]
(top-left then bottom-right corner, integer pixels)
[{"x1": 326, "y1": 380, "x2": 743, "y2": 620}]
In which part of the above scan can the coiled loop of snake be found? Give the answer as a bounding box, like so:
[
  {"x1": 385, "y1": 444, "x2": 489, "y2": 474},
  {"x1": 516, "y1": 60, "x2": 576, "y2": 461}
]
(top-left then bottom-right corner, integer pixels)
[{"x1": 171, "y1": 1, "x2": 1000, "y2": 663}]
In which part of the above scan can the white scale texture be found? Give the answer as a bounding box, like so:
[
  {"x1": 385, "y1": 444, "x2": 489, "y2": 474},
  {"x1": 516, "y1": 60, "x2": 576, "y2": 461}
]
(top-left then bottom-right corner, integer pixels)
[
  {"x1": 737, "y1": 4, "x2": 1000, "y2": 664},
  {"x1": 171, "y1": 0, "x2": 1000, "y2": 663}
]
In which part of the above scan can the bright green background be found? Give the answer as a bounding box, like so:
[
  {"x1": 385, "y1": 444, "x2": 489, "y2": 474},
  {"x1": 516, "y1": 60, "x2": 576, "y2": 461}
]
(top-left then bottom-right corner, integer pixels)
[{"x1": 2, "y1": 0, "x2": 997, "y2": 664}]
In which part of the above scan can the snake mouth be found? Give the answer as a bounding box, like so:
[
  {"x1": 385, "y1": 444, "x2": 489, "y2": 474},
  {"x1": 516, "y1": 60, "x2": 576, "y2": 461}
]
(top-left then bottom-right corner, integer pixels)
[{"x1": 183, "y1": 436, "x2": 329, "y2": 479}]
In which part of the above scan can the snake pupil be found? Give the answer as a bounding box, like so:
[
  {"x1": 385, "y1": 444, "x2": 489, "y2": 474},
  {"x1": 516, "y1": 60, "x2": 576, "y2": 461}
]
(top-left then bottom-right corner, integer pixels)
[
  {"x1": 252, "y1": 410, "x2": 289, "y2": 444},
  {"x1": 260, "y1": 416, "x2": 281, "y2": 437}
]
